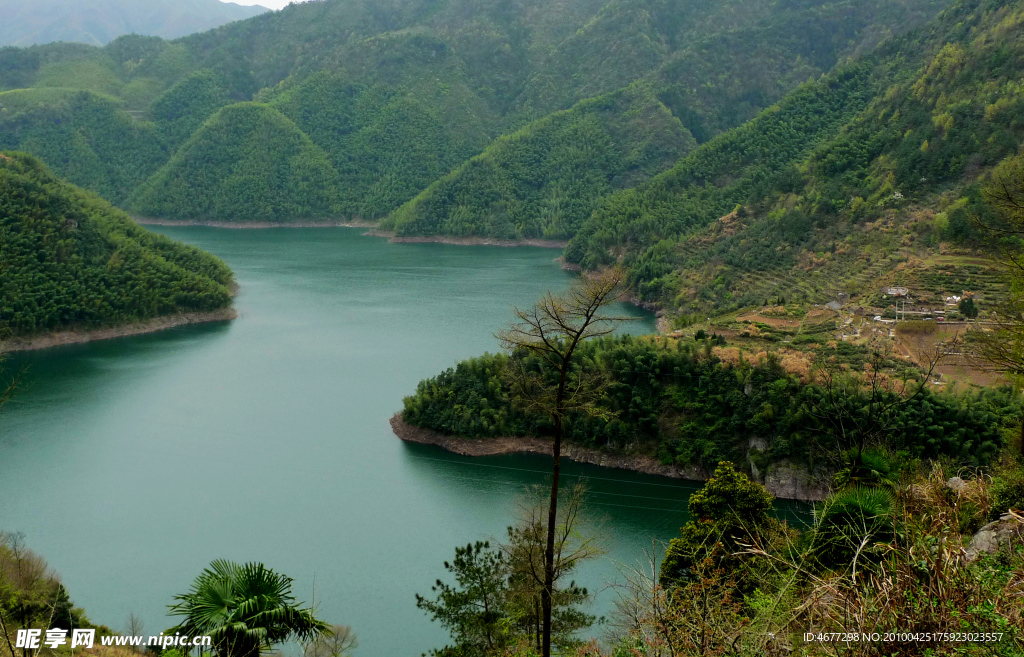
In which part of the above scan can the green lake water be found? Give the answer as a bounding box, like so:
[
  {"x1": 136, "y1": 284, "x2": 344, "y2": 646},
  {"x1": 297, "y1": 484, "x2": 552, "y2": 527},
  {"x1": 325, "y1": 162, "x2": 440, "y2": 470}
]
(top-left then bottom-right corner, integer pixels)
[{"x1": 0, "y1": 227, "x2": 803, "y2": 655}]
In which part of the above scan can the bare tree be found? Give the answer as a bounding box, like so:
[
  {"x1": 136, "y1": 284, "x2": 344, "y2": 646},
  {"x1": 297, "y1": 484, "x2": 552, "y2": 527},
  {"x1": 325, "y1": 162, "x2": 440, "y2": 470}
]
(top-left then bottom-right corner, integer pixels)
[
  {"x1": 303, "y1": 625, "x2": 357, "y2": 657},
  {"x1": 503, "y1": 482, "x2": 604, "y2": 653},
  {"x1": 125, "y1": 614, "x2": 144, "y2": 651},
  {"x1": 968, "y1": 153, "x2": 1024, "y2": 454},
  {"x1": 0, "y1": 533, "x2": 61, "y2": 657},
  {"x1": 804, "y1": 340, "x2": 952, "y2": 477},
  {"x1": 495, "y1": 268, "x2": 631, "y2": 657}
]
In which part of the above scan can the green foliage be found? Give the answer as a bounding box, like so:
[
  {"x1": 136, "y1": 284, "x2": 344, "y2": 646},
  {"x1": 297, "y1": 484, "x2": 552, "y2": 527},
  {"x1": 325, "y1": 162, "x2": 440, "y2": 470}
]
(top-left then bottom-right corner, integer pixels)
[
  {"x1": 0, "y1": 531, "x2": 99, "y2": 634},
  {"x1": 128, "y1": 103, "x2": 342, "y2": 222},
  {"x1": 807, "y1": 486, "x2": 895, "y2": 570},
  {"x1": 0, "y1": 151, "x2": 233, "y2": 337},
  {"x1": 832, "y1": 448, "x2": 897, "y2": 489},
  {"x1": 0, "y1": 89, "x2": 168, "y2": 204},
  {"x1": 989, "y1": 463, "x2": 1024, "y2": 520},
  {"x1": 959, "y1": 296, "x2": 979, "y2": 318},
  {"x1": 660, "y1": 462, "x2": 780, "y2": 590},
  {"x1": 402, "y1": 336, "x2": 1021, "y2": 471},
  {"x1": 150, "y1": 69, "x2": 230, "y2": 148},
  {"x1": 416, "y1": 542, "x2": 512, "y2": 657},
  {"x1": 416, "y1": 529, "x2": 595, "y2": 657},
  {"x1": 383, "y1": 82, "x2": 695, "y2": 240},
  {"x1": 0, "y1": 0, "x2": 953, "y2": 225},
  {"x1": 688, "y1": 461, "x2": 775, "y2": 523},
  {"x1": 168, "y1": 559, "x2": 329, "y2": 657},
  {"x1": 34, "y1": 58, "x2": 125, "y2": 97},
  {"x1": 614, "y1": 466, "x2": 1024, "y2": 653},
  {"x1": 565, "y1": 63, "x2": 874, "y2": 284},
  {"x1": 270, "y1": 72, "x2": 486, "y2": 220},
  {"x1": 573, "y1": 0, "x2": 1024, "y2": 313}
]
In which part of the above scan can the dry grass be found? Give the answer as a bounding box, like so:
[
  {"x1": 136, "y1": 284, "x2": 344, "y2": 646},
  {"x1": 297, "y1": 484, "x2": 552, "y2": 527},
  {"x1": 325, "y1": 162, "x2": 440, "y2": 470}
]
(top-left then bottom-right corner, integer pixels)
[{"x1": 712, "y1": 347, "x2": 814, "y2": 382}]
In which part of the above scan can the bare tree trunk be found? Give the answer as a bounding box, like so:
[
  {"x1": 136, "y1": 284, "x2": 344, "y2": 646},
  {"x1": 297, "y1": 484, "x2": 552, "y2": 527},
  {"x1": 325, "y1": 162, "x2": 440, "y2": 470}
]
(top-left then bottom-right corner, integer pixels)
[
  {"x1": 542, "y1": 412, "x2": 562, "y2": 657},
  {"x1": 535, "y1": 596, "x2": 540, "y2": 651},
  {"x1": 0, "y1": 608, "x2": 18, "y2": 657}
]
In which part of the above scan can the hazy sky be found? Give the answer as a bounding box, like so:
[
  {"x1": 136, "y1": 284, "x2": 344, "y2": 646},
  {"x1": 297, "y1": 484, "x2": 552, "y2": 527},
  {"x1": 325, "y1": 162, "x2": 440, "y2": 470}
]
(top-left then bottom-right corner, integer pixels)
[{"x1": 225, "y1": 0, "x2": 309, "y2": 10}]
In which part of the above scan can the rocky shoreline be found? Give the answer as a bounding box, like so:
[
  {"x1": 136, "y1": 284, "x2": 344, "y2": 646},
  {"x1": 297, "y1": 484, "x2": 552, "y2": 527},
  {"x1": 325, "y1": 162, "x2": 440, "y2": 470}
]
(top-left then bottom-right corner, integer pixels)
[
  {"x1": 0, "y1": 307, "x2": 238, "y2": 353},
  {"x1": 390, "y1": 414, "x2": 828, "y2": 501}
]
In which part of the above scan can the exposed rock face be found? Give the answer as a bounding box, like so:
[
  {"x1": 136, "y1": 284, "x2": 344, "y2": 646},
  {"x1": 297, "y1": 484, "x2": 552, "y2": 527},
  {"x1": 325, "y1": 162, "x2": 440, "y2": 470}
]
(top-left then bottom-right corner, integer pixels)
[
  {"x1": 0, "y1": 308, "x2": 237, "y2": 354},
  {"x1": 747, "y1": 437, "x2": 768, "y2": 481},
  {"x1": 966, "y1": 512, "x2": 1024, "y2": 562},
  {"x1": 759, "y1": 461, "x2": 830, "y2": 502},
  {"x1": 390, "y1": 414, "x2": 828, "y2": 501}
]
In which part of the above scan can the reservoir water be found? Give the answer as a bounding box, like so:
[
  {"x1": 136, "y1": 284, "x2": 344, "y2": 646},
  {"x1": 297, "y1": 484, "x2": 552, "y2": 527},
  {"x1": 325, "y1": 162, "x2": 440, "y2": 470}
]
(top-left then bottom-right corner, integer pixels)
[{"x1": 0, "y1": 228, "x2": 797, "y2": 655}]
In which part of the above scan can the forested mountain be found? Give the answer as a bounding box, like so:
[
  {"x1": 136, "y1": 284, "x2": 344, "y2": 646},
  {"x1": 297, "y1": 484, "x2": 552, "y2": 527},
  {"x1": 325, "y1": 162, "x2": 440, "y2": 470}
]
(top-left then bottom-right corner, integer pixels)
[
  {"x1": 0, "y1": 88, "x2": 169, "y2": 204},
  {"x1": 129, "y1": 102, "x2": 342, "y2": 223},
  {"x1": 0, "y1": 0, "x2": 952, "y2": 224},
  {"x1": 381, "y1": 82, "x2": 695, "y2": 239},
  {"x1": 0, "y1": 152, "x2": 233, "y2": 338},
  {"x1": 0, "y1": 0, "x2": 267, "y2": 47},
  {"x1": 563, "y1": 0, "x2": 1024, "y2": 315}
]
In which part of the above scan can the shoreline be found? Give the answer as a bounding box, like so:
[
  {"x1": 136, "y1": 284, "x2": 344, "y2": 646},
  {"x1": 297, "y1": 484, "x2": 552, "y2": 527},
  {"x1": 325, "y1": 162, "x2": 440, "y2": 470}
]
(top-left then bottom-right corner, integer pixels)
[
  {"x1": 133, "y1": 218, "x2": 376, "y2": 229},
  {"x1": 365, "y1": 230, "x2": 568, "y2": 249},
  {"x1": 391, "y1": 414, "x2": 708, "y2": 478},
  {"x1": 390, "y1": 414, "x2": 828, "y2": 501},
  {"x1": 132, "y1": 218, "x2": 567, "y2": 248},
  {"x1": 0, "y1": 307, "x2": 238, "y2": 354}
]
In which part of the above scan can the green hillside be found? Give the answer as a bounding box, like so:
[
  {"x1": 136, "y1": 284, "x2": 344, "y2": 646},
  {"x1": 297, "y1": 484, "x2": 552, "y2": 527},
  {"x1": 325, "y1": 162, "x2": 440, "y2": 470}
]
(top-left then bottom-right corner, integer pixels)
[
  {"x1": 565, "y1": 0, "x2": 1024, "y2": 316},
  {"x1": 150, "y1": 69, "x2": 231, "y2": 148},
  {"x1": 0, "y1": 0, "x2": 954, "y2": 223},
  {"x1": 0, "y1": 152, "x2": 233, "y2": 338},
  {"x1": 509, "y1": 0, "x2": 951, "y2": 130},
  {"x1": 267, "y1": 71, "x2": 488, "y2": 220},
  {"x1": 127, "y1": 103, "x2": 341, "y2": 223},
  {"x1": 382, "y1": 82, "x2": 696, "y2": 240},
  {"x1": 0, "y1": 88, "x2": 168, "y2": 204}
]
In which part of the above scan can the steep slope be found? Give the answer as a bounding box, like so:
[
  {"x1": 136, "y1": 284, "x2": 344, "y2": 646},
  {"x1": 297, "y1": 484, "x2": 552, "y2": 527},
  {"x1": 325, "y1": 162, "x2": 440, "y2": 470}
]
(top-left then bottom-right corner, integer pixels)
[
  {"x1": 566, "y1": 0, "x2": 1024, "y2": 316},
  {"x1": 0, "y1": 0, "x2": 268, "y2": 47},
  {"x1": 510, "y1": 0, "x2": 952, "y2": 128},
  {"x1": 150, "y1": 69, "x2": 232, "y2": 149},
  {"x1": 0, "y1": 152, "x2": 233, "y2": 338},
  {"x1": 382, "y1": 82, "x2": 696, "y2": 240},
  {"x1": 0, "y1": 0, "x2": 955, "y2": 223},
  {"x1": 127, "y1": 103, "x2": 342, "y2": 223},
  {"x1": 0, "y1": 88, "x2": 169, "y2": 204},
  {"x1": 267, "y1": 71, "x2": 491, "y2": 220}
]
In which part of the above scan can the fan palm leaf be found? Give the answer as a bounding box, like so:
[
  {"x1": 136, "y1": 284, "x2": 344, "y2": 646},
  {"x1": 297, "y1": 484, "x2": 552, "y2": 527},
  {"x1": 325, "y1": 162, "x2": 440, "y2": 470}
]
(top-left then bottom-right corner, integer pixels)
[{"x1": 169, "y1": 560, "x2": 329, "y2": 657}]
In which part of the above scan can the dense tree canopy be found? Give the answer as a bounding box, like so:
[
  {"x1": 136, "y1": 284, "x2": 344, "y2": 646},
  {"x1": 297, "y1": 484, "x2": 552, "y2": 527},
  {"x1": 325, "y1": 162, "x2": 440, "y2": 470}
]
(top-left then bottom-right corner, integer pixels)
[
  {"x1": 566, "y1": 0, "x2": 1024, "y2": 313},
  {"x1": 0, "y1": 151, "x2": 233, "y2": 337},
  {"x1": 0, "y1": 0, "x2": 953, "y2": 223},
  {"x1": 401, "y1": 335, "x2": 1021, "y2": 471},
  {"x1": 127, "y1": 103, "x2": 342, "y2": 222},
  {"x1": 382, "y1": 82, "x2": 695, "y2": 240}
]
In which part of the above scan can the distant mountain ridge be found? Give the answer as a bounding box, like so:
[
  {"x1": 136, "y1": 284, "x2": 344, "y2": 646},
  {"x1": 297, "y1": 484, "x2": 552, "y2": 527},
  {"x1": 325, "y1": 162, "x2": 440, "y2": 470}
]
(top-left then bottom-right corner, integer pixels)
[
  {"x1": 0, "y1": 0, "x2": 953, "y2": 226},
  {"x1": 0, "y1": 0, "x2": 269, "y2": 47}
]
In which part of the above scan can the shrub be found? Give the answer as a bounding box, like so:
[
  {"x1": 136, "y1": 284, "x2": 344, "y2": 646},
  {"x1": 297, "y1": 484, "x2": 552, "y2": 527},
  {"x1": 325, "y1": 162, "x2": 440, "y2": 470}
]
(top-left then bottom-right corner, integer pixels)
[
  {"x1": 808, "y1": 486, "x2": 895, "y2": 571},
  {"x1": 989, "y1": 463, "x2": 1024, "y2": 520}
]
